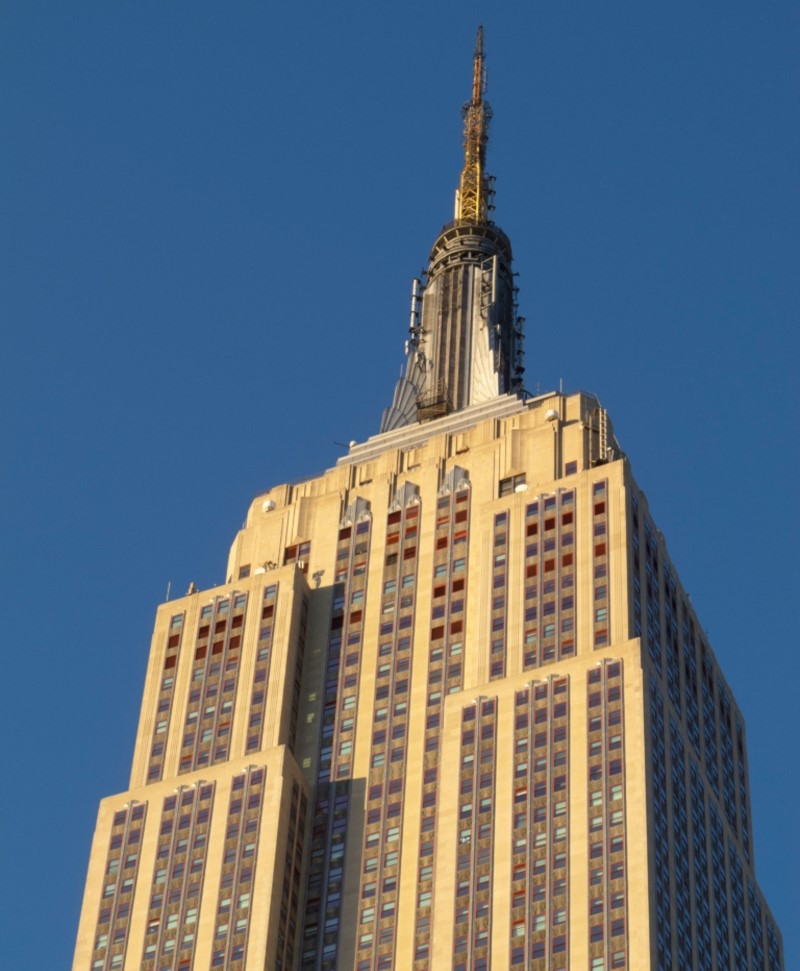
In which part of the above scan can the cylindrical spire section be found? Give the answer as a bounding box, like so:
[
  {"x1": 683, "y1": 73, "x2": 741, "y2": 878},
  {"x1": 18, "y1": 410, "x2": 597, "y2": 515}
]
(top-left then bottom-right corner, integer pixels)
[{"x1": 420, "y1": 221, "x2": 517, "y2": 414}]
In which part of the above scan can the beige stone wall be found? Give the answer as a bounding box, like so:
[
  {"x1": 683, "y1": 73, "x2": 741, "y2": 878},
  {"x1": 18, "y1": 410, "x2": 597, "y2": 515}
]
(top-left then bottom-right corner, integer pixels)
[
  {"x1": 72, "y1": 747, "x2": 308, "y2": 971},
  {"x1": 75, "y1": 390, "x2": 786, "y2": 969},
  {"x1": 77, "y1": 391, "x2": 653, "y2": 970},
  {"x1": 129, "y1": 565, "x2": 310, "y2": 790}
]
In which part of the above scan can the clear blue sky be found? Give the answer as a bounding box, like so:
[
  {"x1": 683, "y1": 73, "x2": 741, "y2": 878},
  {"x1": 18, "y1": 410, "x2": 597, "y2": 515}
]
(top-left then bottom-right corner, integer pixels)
[{"x1": 2, "y1": 3, "x2": 797, "y2": 967}]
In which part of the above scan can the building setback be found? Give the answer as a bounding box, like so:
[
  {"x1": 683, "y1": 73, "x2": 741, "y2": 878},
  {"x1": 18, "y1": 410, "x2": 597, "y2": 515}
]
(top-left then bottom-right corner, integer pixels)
[{"x1": 73, "y1": 29, "x2": 784, "y2": 971}]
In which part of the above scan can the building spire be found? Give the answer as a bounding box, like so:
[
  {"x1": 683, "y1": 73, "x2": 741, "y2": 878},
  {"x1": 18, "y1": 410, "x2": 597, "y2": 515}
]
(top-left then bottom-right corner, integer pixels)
[
  {"x1": 381, "y1": 26, "x2": 522, "y2": 434},
  {"x1": 455, "y1": 25, "x2": 493, "y2": 224}
]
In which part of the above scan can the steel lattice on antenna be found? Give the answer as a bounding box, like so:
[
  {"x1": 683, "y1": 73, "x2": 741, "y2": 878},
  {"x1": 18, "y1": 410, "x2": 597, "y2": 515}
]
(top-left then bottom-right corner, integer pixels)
[{"x1": 455, "y1": 26, "x2": 493, "y2": 224}]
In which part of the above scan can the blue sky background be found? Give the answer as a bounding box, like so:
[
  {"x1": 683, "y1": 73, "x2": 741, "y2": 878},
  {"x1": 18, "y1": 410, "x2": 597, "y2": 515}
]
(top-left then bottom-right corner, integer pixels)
[{"x1": 1, "y1": 3, "x2": 797, "y2": 967}]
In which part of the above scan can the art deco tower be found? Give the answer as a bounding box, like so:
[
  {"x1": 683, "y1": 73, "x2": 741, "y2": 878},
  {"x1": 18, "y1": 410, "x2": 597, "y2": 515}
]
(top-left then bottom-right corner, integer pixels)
[
  {"x1": 382, "y1": 28, "x2": 524, "y2": 431},
  {"x1": 73, "y1": 30, "x2": 784, "y2": 971}
]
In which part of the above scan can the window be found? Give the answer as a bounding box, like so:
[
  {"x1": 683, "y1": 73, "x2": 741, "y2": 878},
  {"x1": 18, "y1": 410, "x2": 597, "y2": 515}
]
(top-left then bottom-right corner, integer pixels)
[{"x1": 499, "y1": 473, "x2": 526, "y2": 496}]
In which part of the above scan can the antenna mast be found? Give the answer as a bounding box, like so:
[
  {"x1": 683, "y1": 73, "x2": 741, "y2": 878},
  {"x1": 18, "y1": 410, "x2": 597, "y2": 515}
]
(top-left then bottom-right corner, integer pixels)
[{"x1": 455, "y1": 26, "x2": 493, "y2": 224}]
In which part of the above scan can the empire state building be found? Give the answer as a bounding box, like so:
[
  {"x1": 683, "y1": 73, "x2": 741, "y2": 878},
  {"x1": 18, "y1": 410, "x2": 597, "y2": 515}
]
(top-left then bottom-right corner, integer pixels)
[{"x1": 73, "y1": 29, "x2": 785, "y2": 971}]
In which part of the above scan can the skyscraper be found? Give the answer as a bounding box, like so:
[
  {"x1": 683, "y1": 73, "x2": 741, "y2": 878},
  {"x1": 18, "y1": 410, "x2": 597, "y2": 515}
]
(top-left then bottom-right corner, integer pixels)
[{"x1": 73, "y1": 29, "x2": 784, "y2": 971}]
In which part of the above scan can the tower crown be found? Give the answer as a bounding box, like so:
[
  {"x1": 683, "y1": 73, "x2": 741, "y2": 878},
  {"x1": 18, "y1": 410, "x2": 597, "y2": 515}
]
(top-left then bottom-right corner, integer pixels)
[{"x1": 381, "y1": 28, "x2": 524, "y2": 433}]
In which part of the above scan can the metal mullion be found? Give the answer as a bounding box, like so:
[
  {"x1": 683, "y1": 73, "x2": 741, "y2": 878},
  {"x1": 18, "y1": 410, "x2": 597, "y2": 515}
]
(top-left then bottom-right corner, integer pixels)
[
  {"x1": 470, "y1": 703, "x2": 480, "y2": 970},
  {"x1": 460, "y1": 493, "x2": 471, "y2": 689},
  {"x1": 208, "y1": 605, "x2": 237, "y2": 767},
  {"x1": 175, "y1": 784, "x2": 206, "y2": 966},
  {"x1": 545, "y1": 686, "x2": 553, "y2": 970},
  {"x1": 374, "y1": 514, "x2": 408, "y2": 967},
  {"x1": 191, "y1": 610, "x2": 217, "y2": 769},
  {"x1": 141, "y1": 812, "x2": 169, "y2": 968},
  {"x1": 525, "y1": 684, "x2": 534, "y2": 954},
  {"x1": 249, "y1": 590, "x2": 273, "y2": 753},
  {"x1": 600, "y1": 665, "x2": 610, "y2": 971},
  {"x1": 502, "y1": 525, "x2": 508, "y2": 671},
  {"x1": 557, "y1": 680, "x2": 569, "y2": 967},
  {"x1": 331, "y1": 781, "x2": 349, "y2": 935},
  {"x1": 537, "y1": 500, "x2": 544, "y2": 668},
  {"x1": 467, "y1": 698, "x2": 482, "y2": 971},
  {"x1": 372, "y1": 650, "x2": 395, "y2": 966},
  {"x1": 444, "y1": 495, "x2": 456, "y2": 686},
  {"x1": 560, "y1": 679, "x2": 570, "y2": 965},
  {"x1": 485, "y1": 706, "x2": 495, "y2": 970},
  {"x1": 495, "y1": 511, "x2": 509, "y2": 676},
  {"x1": 314, "y1": 785, "x2": 335, "y2": 971},
  {"x1": 366, "y1": 513, "x2": 397, "y2": 968},
  {"x1": 183, "y1": 618, "x2": 206, "y2": 758},
  {"x1": 280, "y1": 796, "x2": 301, "y2": 969},
  {"x1": 369, "y1": 761, "x2": 388, "y2": 967},
  {"x1": 420, "y1": 501, "x2": 451, "y2": 955},
  {"x1": 523, "y1": 509, "x2": 533, "y2": 672},
  {"x1": 329, "y1": 537, "x2": 354, "y2": 785},
  {"x1": 416, "y1": 510, "x2": 445, "y2": 960},
  {"x1": 154, "y1": 626, "x2": 181, "y2": 781},
  {"x1": 333, "y1": 525, "x2": 368, "y2": 780},
  {"x1": 172, "y1": 789, "x2": 198, "y2": 960},
  {"x1": 155, "y1": 792, "x2": 185, "y2": 967},
  {"x1": 619, "y1": 677, "x2": 629, "y2": 971},
  {"x1": 226, "y1": 773, "x2": 251, "y2": 967},
  {"x1": 315, "y1": 532, "x2": 358, "y2": 969},
  {"x1": 555, "y1": 498, "x2": 562, "y2": 661},
  {"x1": 104, "y1": 804, "x2": 134, "y2": 971}
]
